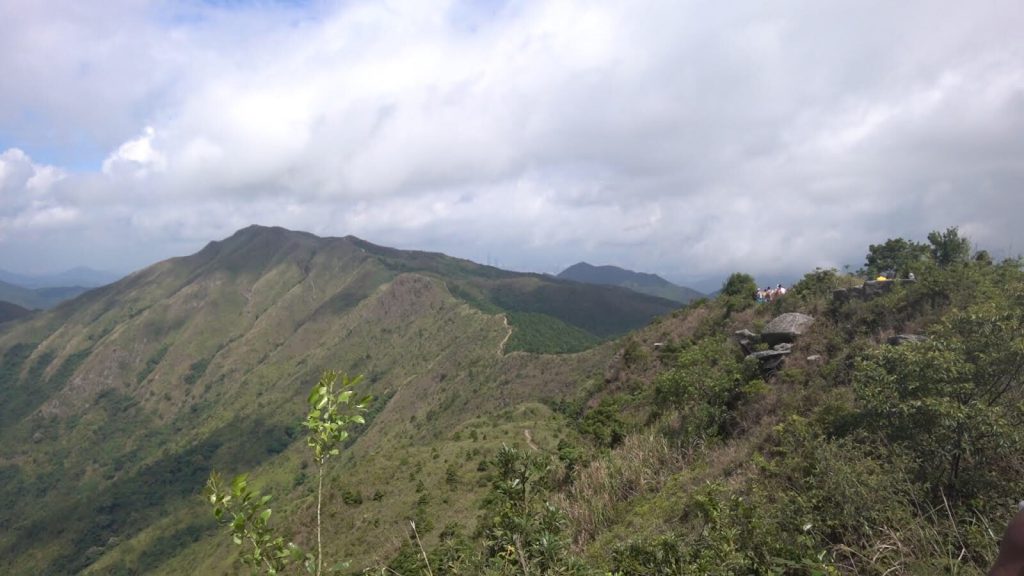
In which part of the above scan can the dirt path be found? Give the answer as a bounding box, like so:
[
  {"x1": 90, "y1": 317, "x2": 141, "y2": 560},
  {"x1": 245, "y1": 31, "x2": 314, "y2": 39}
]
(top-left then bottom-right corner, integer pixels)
[
  {"x1": 498, "y1": 314, "x2": 513, "y2": 356},
  {"x1": 523, "y1": 429, "x2": 539, "y2": 451}
]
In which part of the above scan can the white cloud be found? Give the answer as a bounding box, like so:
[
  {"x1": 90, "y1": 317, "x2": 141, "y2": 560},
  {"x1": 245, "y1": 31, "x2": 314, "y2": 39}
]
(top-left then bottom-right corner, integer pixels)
[
  {"x1": 0, "y1": 148, "x2": 72, "y2": 238},
  {"x1": 0, "y1": 0, "x2": 1023, "y2": 286},
  {"x1": 103, "y1": 126, "x2": 166, "y2": 178}
]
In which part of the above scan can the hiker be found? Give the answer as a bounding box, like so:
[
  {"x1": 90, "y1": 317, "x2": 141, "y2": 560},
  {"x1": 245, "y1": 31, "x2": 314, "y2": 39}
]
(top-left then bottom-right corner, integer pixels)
[{"x1": 990, "y1": 502, "x2": 1024, "y2": 576}]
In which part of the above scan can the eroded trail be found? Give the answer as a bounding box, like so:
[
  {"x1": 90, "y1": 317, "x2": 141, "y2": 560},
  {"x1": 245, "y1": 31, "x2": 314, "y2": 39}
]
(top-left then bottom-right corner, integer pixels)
[
  {"x1": 498, "y1": 314, "x2": 513, "y2": 356},
  {"x1": 523, "y1": 429, "x2": 539, "y2": 451}
]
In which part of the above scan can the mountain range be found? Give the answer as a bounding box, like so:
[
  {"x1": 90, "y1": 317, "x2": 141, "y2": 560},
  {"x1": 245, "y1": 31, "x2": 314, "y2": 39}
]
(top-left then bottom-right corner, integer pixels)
[
  {"x1": 557, "y1": 261, "x2": 703, "y2": 304},
  {"x1": 0, "y1": 266, "x2": 121, "y2": 289},
  {"x1": 0, "y1": 225, "x2": 676, "y2": 574},
  {"x1": 0, "y1": 279, "x2": 92, "y2": 310},
  {"x1": 0, "y1": 300, "x2": 31, "y2": 323},
  {"x1": 1, "y1": 224, "x2": 1012, "y2": 575}
]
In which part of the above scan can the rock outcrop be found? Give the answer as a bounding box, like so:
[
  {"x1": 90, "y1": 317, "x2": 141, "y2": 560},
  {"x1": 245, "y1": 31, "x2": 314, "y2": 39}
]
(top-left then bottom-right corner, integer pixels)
[
  {"x1": 734, "y1": 329, "x2": 761, "y2": 355},
  {"x1": 748, "y1": 348, "x2": 790, "y2": 373},
  {"x1": 736, "y1": 314, "x2": 815, "y2": 376},
  {"x1": 761, "y1": 313, "x2": 815, "y2": 346},
  {"x1": 833, "y1": 278, "x2": 916, "y2": 303}
]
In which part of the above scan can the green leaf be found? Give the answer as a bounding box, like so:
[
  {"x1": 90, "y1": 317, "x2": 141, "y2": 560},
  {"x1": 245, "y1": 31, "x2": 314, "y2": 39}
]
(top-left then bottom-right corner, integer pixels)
[{"x1": 261, "y1": 509, "x2": 272, "y2": 523}]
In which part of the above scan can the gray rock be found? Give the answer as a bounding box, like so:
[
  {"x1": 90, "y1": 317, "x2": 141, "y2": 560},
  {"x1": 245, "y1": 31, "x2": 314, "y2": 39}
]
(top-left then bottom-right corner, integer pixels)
[
  {"x1": 772, "y1": 343, "x2": 793, "y2": 352},
  {"x1": 833, "y1": 278, "x2": 916, "y2": 304},
  {"x1": 888, "y1": 334, "x2": 928, "y2": 346},
  {"x1": 747, "y1": 349, "x2": 791, "y2": 360},
  {"x1": 746, "y1": 348, "x2": 790, "y2": 375},
  {"x1": 733, "y1": 329, "x2": 761, "y2": 355},
  {"x1": 734, "y1": 329, "x2": 760, "y2": 342},
  {"x1": 863, "y1": 280, "x2": 895, "y2": 297},
  {"x1": 806, "y1": 354, "x2": 823, "y2": 362},
  {"x1": 762, "y1": 313, "x2": 815, "y2": 345}
]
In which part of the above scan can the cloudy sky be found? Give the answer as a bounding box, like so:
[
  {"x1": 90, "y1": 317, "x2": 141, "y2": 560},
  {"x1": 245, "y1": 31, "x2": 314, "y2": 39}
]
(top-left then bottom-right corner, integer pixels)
[{"x1": 1, "y1": 0, "x2": 1022, "y2": 291}]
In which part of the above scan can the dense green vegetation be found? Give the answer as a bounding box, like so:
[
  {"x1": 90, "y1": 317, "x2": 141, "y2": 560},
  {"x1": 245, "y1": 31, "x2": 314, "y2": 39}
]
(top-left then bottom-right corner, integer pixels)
[
  {"x1": 381, "y1": 227, "x2": 1023, "y2": 575},
  {"x1": 505, "y1": 312, "x2": 601, "y2": 354},
  {"x1": 557, "y1": 262, "x2": 704, "y2": 304},
  {"x1": 0, "y1": 225, "x2": 1020, "y2": 575}
]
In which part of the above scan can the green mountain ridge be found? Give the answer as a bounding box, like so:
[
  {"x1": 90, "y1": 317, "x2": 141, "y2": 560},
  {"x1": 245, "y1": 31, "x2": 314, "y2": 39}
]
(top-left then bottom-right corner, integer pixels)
[
  {"x1": 1, "y1": 225, "x2": 1019, "y2": 575},
  {"x1": 0, "y1": 278, "x2": 91, "y2": 310},
  {"x1": 558, "y1": 261, "x2": 703, "y2": 304},
  {"x1": 0, "y1": 225, "x2": 672, "y2": 575},
  {"x1": 0, "y1": 300, "x2": 31, "y2": 323}
]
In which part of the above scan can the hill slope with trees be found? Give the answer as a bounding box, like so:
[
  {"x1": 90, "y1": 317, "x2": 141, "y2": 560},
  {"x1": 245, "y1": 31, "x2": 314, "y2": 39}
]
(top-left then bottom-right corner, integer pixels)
[
  {"x1": 0, "y1": 225, "x2": 1019, "y2": 575},
  {"x1": 0, "y1": 226, "x2": 673, "y2": 575},
  {"x1": 558, "y1": 262, "x2": 703, "y2": 304}
]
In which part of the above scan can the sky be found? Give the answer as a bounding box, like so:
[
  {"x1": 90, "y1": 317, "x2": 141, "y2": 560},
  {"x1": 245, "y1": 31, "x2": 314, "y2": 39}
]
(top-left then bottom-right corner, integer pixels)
[{"x1": 1, "y1": 0, "x2": 1022, "y2": 292}]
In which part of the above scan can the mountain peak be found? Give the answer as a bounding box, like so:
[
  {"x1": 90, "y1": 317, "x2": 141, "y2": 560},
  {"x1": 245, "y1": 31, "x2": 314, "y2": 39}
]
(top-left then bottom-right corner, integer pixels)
[{"x1": 558, "y1": 261, "x2": 703, "y2": 304}]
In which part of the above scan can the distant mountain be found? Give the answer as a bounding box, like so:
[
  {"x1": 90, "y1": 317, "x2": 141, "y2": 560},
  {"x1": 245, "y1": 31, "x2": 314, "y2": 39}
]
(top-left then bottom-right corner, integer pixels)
[
  {"x1": 0, "y1": 225, "x2": 679, "y2": 574},
  {"x1": 558, "y1": 261, "x2": 704, "y2": 304},
  {"x1": 0, "y1": 266, "x2": 121, "y2": 289},
  {"x1": 0, "y1": 301, "x2": 31, "y2": 323},
  {"x1": 0, "y1": 279, "x2": 90, "y2": 310}
]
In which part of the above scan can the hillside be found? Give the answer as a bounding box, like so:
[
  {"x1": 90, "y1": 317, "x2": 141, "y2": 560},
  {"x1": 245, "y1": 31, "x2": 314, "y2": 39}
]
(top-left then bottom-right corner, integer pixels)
[
  {"x1": 0, "y1": 278, "x2": 91, "y2": 310},
  {"x1": 384, "y1": 229, "x2": 1023, "y2": 575},
  {"x1": 558, "y1": 261, "x2": 703, "y2": 304},
  {"x1": 0, "y1": 300, "x2": 31, "y2": 323},
  {"x1": 0, "y1": 225, "x2": 674, "y2": 575},
  {"x1": 1, "y1": 226, "x2": 1019, "y2": 575}
]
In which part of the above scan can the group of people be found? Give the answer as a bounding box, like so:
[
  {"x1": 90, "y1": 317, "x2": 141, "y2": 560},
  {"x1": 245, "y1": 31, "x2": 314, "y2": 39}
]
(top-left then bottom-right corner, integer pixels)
[{"x1": 755, "y1": 284, "x2": 786, "y2": 303}]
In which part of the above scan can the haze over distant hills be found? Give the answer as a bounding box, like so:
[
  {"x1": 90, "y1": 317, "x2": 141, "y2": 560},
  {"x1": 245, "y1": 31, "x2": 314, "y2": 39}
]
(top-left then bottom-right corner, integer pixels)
[
  {"x1": 558, "y1": 261, "x2": 704, "y2": 304},
  {"x1": 0, "y1": 266, "x2": 121, "y2": 289},
  {"x1": 0, "y1": 280, "x2": 91, "y2": 311},
  {"x1": 0, "y1": 267, "x2": 121, "y2": 311}
]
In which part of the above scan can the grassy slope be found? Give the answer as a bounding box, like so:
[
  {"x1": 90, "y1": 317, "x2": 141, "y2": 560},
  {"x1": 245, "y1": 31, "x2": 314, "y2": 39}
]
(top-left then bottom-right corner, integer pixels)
[
  {"x1": 535, "y1": 262, "x2": 1022, "y2": 575},
  {"x1": 0, "y1": 226, "x2": 655, "y2": 575},
  {"x1": 0, "y1": 279, "x2": 89, "y2": 310}
]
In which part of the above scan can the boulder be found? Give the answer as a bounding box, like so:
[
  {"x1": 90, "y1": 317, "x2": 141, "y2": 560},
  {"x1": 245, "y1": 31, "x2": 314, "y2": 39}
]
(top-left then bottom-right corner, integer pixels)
[
  {"x1": 862, "y1": 280, "x2": 895, "y2": 298},
  {"x1": 833, "y1": 278, "x2": 916, "y2": 304},
  {"x1": 761, "y1": 313, "x2": 815, "y2": 345},
  {"x1": 734, "y1": 329, "x2": 761, "y2": 355},
  {"x1": 734, "y1": 329, "x2": 760, "y2": 343},
  {"x1": 746, "y1": 349, "x2": 791, "y2": 361},
  {"x1": 746, "y1": 348, "x2": 791, "y2": 375}
]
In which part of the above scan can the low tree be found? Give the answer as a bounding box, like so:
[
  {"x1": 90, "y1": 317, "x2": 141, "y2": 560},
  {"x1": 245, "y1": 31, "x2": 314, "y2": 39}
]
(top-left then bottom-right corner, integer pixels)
[
  {"x1": 478, "y1": 445, "x2": 582, "y2": 575},
  {"x1": 206, "y1": 370, "x2": 370, "y2": 575},
  {"x1": 720, "y1": 272, "x2": 757, "y2": 313},
  {"x1": 653, "y1": 337, "x2": 750, "y2": 440},
  {"x1": 864, "y1": 237, "x2": 930, "y2": 277},
  {"x1": 927, "y1": 226, "x2": 972, "y2": 268},
  {"x1": 853, "y1": 299, "x2": 1024, "y2": 502}
]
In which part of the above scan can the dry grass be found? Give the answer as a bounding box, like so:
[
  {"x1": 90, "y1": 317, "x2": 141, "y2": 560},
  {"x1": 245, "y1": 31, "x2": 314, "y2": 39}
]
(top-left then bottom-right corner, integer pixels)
[{"x1": 555, "y1": 432, "x2": 692, "y2": 548}]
